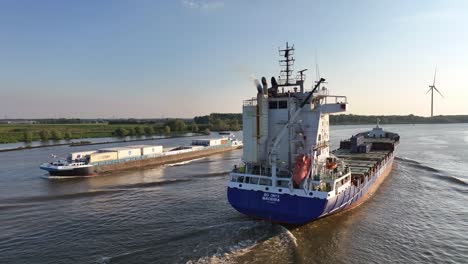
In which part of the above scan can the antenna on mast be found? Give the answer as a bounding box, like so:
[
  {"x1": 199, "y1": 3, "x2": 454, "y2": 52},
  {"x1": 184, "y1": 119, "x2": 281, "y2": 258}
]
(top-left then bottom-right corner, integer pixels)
[
  {"x1": 314, "y1": 49, "x2": 327, "y2": 89},
  {"x1": 278, "y1": 42, "x2": 295, "y2": 85},
  {"x1": 315, "y1": 49, "x2": 320, "y2": 82}
]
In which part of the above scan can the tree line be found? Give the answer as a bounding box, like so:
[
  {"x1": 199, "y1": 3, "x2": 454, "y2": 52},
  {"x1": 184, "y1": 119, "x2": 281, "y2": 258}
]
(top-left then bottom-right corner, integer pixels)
[
  {"x1": 14, "y1": 114, "x2": 468, "y2": 143},
  {"x1": 21, "y1": 129, "x2": 73, "y2": 142},
  {"x1": 330, "y1": 114, "x2": 468, "y2": 125},
  {"x1": 194, "y1": 113, "x2": 241, "y2": 131},
  {"x1": 113, "y1": 119, "x2": 206, "y2": 138}
]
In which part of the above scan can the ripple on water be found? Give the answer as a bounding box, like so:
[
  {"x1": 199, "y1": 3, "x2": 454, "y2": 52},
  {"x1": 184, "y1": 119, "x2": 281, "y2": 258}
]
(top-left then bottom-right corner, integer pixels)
[{"x1": 1, "y1": 125, "x2": 468, "y2": 264}]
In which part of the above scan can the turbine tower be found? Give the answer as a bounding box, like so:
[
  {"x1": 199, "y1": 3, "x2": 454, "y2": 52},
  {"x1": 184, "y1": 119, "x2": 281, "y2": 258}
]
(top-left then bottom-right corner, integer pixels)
[{"x1": 427, "y1": 67, "x2": 444, "y2": 117}]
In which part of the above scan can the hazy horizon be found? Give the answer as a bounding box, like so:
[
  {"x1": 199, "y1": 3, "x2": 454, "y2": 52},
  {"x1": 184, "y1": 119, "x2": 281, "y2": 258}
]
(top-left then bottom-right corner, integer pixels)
[
  {"x1": 1, "y1": 0, "x2": 467, "y2": 118},
  {"x1": 3, "y1": 113, "x2": 468, "y2": 121}
]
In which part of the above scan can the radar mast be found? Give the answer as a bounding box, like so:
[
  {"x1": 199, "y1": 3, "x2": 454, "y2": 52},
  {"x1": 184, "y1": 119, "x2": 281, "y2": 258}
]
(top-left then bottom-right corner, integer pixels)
[{"x1": 278, "y1": 42, "x2": 295, "y2": 85}]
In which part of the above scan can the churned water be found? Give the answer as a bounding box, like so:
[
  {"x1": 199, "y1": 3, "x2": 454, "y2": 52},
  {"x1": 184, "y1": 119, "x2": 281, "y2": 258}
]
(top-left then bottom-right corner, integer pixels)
[{"x1": 0, "y1": 124, "x2": 466, "y2": 263}]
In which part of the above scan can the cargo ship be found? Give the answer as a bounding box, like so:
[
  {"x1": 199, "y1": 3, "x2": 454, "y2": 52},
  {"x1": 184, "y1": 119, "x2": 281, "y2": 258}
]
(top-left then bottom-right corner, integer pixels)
[
  {"x1": 227, "y1": 43, "x2": 399, "y2": 224},
  {"x1": 40, "y1": 138, "x2": 242, "y2": 177}
]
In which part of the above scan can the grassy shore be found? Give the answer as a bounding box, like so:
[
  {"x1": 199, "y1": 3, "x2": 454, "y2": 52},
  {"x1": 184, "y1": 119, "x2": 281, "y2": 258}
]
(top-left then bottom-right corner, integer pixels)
[{"x1": 0, "y1": 124, "x2": 187, "y2": 144}]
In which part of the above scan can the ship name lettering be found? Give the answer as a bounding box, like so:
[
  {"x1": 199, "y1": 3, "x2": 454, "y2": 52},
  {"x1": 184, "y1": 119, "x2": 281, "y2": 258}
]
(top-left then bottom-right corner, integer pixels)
[{"x1": 262, "y1": 193, "x2": 280, "y2": 203}]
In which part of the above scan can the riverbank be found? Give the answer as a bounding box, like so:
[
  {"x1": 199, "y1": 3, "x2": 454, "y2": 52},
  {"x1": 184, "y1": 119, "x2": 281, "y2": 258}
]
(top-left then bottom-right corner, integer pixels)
[
  {"x1": 0, "y1": 133, "x2": 205, "y2": 153},
  {"x1": 0, "y1": 123, "x2": 206, "y2": 144}
]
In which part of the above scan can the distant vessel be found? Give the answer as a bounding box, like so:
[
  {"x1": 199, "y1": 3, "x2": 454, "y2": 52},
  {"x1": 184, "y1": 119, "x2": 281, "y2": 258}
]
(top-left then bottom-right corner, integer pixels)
[
  {"x1": 40, "y1": 138, "x2": 242, "y2": 177},
  {"x1": 227, "y1": 43, "x2": 399, "y2": 224}
]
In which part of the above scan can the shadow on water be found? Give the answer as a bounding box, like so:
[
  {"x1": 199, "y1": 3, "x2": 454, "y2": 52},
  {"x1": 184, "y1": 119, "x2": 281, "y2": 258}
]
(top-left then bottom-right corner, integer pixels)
[
  {"x1": 0, "y1": 170, "x2": 232, "y2": 211},
  {"x1": 0, "y1": 189, "x2": 127, "y2": 210}
]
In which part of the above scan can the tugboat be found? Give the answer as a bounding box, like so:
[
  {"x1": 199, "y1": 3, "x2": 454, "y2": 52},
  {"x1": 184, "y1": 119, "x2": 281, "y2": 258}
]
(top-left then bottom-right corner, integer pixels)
[
  {"x1": 40, "y1": 159, "x2": 93, "y2": 176},
  {"x1": 227, "y1": 43, "x2": 399, "y2": 224}
]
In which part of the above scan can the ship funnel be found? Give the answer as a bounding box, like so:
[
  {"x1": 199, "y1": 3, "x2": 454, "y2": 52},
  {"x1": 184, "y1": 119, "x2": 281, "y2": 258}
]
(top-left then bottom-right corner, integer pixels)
[
  {"x1": 254, "y1": 79, "x2": 263, "y2": 94},
  {"x1": 261, "y1": 77, "x2": 268, "y2": 94},
  {"x1": 269, "y1": 76, "x2": 278, "y2": 96},
  {"x1": 271, "y1": 77, "x2": 278, "y2": 88}
]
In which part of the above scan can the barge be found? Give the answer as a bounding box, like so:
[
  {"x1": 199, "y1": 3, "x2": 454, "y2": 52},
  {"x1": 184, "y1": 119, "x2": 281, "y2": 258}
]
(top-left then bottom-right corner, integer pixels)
[
  {"x1": 227, "y1": 43, "x2": 399, "y2": 224},
  {"x1": 40, "y1": 138, "x2": 242, "y2": 177}
]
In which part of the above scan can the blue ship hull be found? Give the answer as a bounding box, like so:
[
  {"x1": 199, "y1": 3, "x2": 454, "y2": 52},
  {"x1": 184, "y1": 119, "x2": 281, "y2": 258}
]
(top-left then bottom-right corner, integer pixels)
[
  {"x1": 227, "y1": 158, "x2": 393, "y2": 224},
  {"x1": 40, "y1": 166, "x2": 93, "y2": 177},
  {"x1": 228, "y1": 186, "x2": 362, "y2": 224},
  {"x1": 227, "y1": 187, "x2": 328, "y2": 224}
]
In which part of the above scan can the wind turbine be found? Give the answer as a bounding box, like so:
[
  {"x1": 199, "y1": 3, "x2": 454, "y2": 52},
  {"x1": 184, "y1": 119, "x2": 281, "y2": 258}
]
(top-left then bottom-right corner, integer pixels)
[{"x1": 427, "y1": 67, "x2": 444, "y2": 117}]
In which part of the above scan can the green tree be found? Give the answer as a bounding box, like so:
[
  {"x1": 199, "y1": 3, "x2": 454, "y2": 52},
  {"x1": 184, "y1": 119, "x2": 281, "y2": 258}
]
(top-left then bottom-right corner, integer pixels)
[
  {"x1": 165, "y1": 120, "x2": 176, "y2": 131},
  {"x1": 127, "y1": 127, "x2": 135, "y2": 136},
  {"x1": 175, "y1": 120, "x2": 186, "y2": 131},
  {"x1": 165, "y1": 119, "x2": 187, "y2": 132},
  {"x1": 134, "y1": 126, "x2": 143, "y2": 135},
  {"x1": 204, "y1": 128, "x2": 210, "y2": 135},
  {"x1": 23, "y1": 130, "x2": 33, "y2": 143},
  {"x1": 164, "y1": 125, "x2": 171, "y2": 134},
  {"x1": 228, "y1": 119, "x2": 240, "y2": 131},
  {"x1": 153, "y1": 126, "x2": 162, "y2": 134},
  {"x1": 212, "y1": 119, "x2": 228, "y2": 131},
  {"x1": 144, "y1": 126, "x2": 155, "y2": 135},
  {"x1": 39, "y1": 130, "x2": 51, "y2": 141},
  {"x1": 64, "y1": 131, "x2": 73, "y2": 140},
  {"x1": 51, "y1": 129, "x2": 63, "y2": 140},
  {"x1": 115, "y1": 128, "x2": 128, "y2": 137},
  {"x1": 191, "y1": 122, "x2": 199, "y2": 132}
]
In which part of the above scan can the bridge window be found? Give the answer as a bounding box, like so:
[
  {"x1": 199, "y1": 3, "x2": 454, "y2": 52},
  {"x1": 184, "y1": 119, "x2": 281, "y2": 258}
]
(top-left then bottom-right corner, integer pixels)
[
  {"x1": 278, "y1": 101, "x2": 288, "y2": 109},
  {"x1": 269, "y1": 101, "x2": 278, "y2": 109}
]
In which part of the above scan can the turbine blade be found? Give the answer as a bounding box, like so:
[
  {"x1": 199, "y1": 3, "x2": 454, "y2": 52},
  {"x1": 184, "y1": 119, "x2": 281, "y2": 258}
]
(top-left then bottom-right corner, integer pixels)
[
  {"x1": 433, "y1": 67, "x2": 437, "y2": 86},
  {"x1": 433, "y1": 86, "x2": 444, "y2": 98},
  {"x1": 426, "y1": 87, "x2": 432, "y2": 94}
]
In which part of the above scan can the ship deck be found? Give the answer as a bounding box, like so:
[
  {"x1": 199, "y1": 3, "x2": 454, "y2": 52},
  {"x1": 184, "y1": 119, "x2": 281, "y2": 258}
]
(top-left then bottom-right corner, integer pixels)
[{"x1": 333, "y1": 149, "x2": 391, "y2": 176}]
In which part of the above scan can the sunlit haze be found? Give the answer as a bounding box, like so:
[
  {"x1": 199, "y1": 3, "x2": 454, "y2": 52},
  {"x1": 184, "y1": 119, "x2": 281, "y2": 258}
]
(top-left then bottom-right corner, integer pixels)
[{"x1": 1, "y1": 0, "x2": 467, "y2": 118}]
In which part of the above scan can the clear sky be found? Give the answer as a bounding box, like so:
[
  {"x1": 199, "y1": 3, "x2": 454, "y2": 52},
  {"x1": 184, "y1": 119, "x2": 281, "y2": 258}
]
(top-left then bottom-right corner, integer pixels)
[{"x1": 0, "y1": 0, "x2": 467, "y2": 118}]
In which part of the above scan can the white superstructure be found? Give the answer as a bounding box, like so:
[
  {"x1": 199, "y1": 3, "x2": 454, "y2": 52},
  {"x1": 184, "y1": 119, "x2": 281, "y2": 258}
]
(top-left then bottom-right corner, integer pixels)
[
  {"x1": 236, "y1": 43, "x2": 348, "y2": 191},
  {"x1": 227, "y1": 43, "x2": 400, "y2": 224}
]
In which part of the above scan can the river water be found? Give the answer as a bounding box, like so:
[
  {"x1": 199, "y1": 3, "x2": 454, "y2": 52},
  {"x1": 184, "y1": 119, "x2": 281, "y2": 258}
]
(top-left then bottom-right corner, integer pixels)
[
  {"x1": 0, "y1": 124, "x2": 466, "y2": 263},
  {"x1": 0, "y1": 133, "x2": 200, "y2": 151}
]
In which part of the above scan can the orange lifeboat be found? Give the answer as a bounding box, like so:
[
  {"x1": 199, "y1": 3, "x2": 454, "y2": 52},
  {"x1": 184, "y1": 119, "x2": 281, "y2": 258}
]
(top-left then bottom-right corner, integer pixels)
[
  {"x1": 325, "y1": 161, "x2": 337, "y2": 170},
  {"x1": 293, "y1": 154, "x2": 312, "y2": 185}
]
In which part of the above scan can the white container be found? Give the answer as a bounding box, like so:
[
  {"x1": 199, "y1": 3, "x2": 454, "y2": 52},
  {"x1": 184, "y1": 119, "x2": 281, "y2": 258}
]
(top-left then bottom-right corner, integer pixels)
[
  {"x1": 69, "y1": 151, "x2": 97, "y2": 161},
  {"x1": 118, "y1": 148, "x2": 141, "y2": 159},
  {"x1": 132, "y1": 145, "x2": 163, "y2": 155},
  {"x1": 99, "y1": 147, "x2": 141, "y2": 159},
  {"x1": 192, "y1": 139, "x2": 211, "y2": 146},
  {"x1": 191, "y1": 146, "x2": 205, "y2": 151},
  {"x1": 192, "y1": 138, "x2": 223, "y2": 146},
  {"x1": 89, "y1": 152, "x2": 118, "y2": 163},
  {"x1": 210, "y1": 139, "x2": 222, "y2": 146}
]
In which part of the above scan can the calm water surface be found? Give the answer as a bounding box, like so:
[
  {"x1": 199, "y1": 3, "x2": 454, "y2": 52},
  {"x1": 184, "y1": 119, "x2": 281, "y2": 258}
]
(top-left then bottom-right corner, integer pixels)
[{"x1": 0, "y1": 125, "x2": 466, "y2": 263}]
